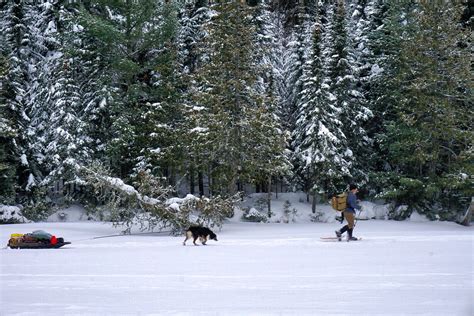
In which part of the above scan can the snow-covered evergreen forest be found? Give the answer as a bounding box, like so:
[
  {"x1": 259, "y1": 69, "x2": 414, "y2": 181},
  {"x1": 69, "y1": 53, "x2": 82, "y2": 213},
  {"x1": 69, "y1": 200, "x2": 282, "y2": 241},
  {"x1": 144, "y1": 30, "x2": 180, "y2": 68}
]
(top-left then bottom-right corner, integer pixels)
[{"x1": 0, "y1": 0, "x2": 472, "y2": 228}]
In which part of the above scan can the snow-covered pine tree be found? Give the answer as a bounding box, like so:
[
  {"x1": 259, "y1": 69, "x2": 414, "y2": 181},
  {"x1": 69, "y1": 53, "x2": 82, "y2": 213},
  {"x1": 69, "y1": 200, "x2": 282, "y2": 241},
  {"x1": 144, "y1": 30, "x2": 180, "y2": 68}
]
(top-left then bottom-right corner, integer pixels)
[
  {"x1": 290, "y1": 2, "x2": 316, "y2": 195},
  {"x1": 345, "y1": 0, "x2": 384, "y2": 181},
  {"x1": 379, "y1": 2, "x2": 473, "y2": 219},
  {"x1": 292, "y1": 2, "x2": 351, "y2": 211},
  {"x1": 79, "y1": 0, "x2": 180, "y2": 183},
  {"x1": 285, "y1": 3, "x2": 313, "y2": 196},
  {"x1": 337, "y1": 0, "x2": 373, "y2": 184},
  {"x1": 244, "y1": 1, "x2": 291, "y2": 212},
  {"x1": 132, "y1": 3, "x2": 182, "y2": 187},
  {"x1": 63, "y1": 3, "x2": 111, "y2": 178},
  {"x1": 365, "y1": 0, "x2": 403, "y2": 179},
  {"x1": 0, "y1": 52, "x2": 17, "y2": 204},
  {"x1": 1, "y1": 1, "x2": 50, "y2": 209},
  {"x1": 25, "y1": 1, "x2": 66, "y2": 189},
  {"x1": 256, "y1": 3, "x2": 299, "y2": 200},
  {"x1": 319, "y1": 1, "x2": 354, "y2": 188},
  {"x1": 250, "y1": 1, "x2": 291, "y2": 195},
  {"x1": 188, "y1": 2, "x2": 287, "y2": 196},
  {"x1": 176, "y1": 1, "x2": 213, "y2": 195},
  {"x1": 40, "y1": 55, "x2": 86, "y2": 195},
  {"x1": 188, "y1": 1, "x2": 255, "y2": 195},
  {"x1": 21, "y1": 2, "x2": 111, "y2": 206},
  {"x1": 1, "y1": 0, "x2": 29, "y2": 195},
  {"x1": 264, "y1": 7, "x2": 290, "y2": 133},
  {"x1": 285, "y1": 4, "x2": 308, "y2": 145},
  {"x1": 177, "y1": 1, "x2": 211, "y2": 77}
]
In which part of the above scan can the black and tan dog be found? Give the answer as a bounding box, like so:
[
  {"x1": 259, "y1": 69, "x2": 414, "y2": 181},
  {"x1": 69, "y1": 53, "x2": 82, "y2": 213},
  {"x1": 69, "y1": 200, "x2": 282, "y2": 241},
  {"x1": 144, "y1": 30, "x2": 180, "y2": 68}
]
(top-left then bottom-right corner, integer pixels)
[{"x1": 183, "y1": 226, "x2": 218, "y2": 246}]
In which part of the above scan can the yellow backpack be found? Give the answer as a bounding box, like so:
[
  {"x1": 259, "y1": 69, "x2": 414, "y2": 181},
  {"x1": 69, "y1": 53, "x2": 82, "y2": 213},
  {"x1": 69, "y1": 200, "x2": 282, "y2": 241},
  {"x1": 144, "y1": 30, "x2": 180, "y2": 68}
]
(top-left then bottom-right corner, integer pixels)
[{"x1": 331, "y1": 192, "x2": 347, "y2": 211}]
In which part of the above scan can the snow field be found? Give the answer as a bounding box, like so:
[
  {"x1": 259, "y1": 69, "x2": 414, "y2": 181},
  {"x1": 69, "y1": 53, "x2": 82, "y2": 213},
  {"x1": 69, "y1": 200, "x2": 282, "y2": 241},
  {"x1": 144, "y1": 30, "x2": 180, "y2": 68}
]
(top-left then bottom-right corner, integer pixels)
[{"x1": 1, "y1": 220, "x2": 472, "y2": 316}]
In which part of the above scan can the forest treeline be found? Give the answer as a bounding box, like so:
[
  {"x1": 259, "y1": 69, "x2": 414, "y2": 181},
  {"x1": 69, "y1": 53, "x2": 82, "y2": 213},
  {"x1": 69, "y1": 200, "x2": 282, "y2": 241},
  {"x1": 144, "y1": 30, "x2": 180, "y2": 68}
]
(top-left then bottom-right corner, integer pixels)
[{"x1": 0, "y1": 0, "x2": 472, "y2": 225}]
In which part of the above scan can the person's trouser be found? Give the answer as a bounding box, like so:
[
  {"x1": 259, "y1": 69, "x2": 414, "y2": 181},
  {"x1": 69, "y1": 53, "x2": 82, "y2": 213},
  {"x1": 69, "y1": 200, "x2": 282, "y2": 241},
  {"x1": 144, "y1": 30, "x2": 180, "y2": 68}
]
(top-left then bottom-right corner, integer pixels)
[{"x1": 344, "y1": 211, "x2": 355, "y2": 229}]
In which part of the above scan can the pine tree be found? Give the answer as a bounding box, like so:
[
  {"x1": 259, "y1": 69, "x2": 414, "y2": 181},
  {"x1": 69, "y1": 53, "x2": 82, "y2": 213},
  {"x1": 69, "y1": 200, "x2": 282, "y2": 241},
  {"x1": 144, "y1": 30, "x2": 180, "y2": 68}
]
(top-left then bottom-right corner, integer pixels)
[
  {"x1": 366, "y1": 0, "x2": 409, "y2": 174},
  {"x1": 338, "y1": 0, "x2": 373, "y2": 183},
  {"x1": 292, "y1": 2, "x2": 351, "y2": 210},
  {"x1": 71, "y1": 21, "x2": 110, "y2": 176},
  {"x1": 188, "y1": 2, "x2": 288, "y2": 196},
  {"x1": 1, "y1": 1, "x2": 44, "y2": 203},
  {"x1": 0, "y1": 52, "x2": 17, "y2": 203},
  {"x1": 1, "y1": 0, "x2": 28, "y2": 188},
  {"x1": 250, "y1": 1, "x2": 291, "y2": 199},
  {"x1": 265, "y1": 8, "x2": 290, "y2": 132},
  {"x1": 25, "y1": 2, "x2": 68, "y2": 186},
  {"x1": 0, "y1": 1, "x2": 73, "y2": 216},
  {"x1": 79, "y1": 0, "x2": 180, "y2": 182},
  {"x1": 176, "y1": 1, "x2": 213, "y2": 195},
  {"x1": 346, "y1": 0, "x2": 384, "y2": 179},
  {"x1": 285, "y1": 4, "x2": 308, "y2": 139},
  {"x1": 373, "y1": 2, "x2": 473, "y2": 218},
  {"x1": 286, "y1": 3, "x2": 312, "y2": 194}
]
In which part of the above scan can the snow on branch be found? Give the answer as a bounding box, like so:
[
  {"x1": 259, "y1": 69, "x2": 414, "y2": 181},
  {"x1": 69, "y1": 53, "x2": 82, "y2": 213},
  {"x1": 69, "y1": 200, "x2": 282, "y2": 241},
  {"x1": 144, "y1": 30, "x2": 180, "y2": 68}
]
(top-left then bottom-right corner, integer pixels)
[{"x1": 65, "y1": 159, "x2": 237, "y2": 234}]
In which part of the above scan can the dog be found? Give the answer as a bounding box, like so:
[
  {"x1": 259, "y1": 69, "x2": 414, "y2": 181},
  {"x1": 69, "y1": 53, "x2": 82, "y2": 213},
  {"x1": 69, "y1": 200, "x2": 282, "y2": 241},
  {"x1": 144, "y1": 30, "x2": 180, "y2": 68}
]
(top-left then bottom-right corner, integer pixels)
[{"x1": 183, "y1": 226, "x2": 218, "y2": 246}]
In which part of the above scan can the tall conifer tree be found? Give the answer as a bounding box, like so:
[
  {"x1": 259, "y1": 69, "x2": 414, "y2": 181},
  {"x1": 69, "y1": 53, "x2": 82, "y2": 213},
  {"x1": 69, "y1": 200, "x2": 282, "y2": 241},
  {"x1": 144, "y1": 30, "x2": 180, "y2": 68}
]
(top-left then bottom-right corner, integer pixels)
[
  {"x1": 371, "y1": 1, "x2": 472, "y2": 217},
  {"x1": 189, "y1": 2, "x2": 287, "y2": 195}
]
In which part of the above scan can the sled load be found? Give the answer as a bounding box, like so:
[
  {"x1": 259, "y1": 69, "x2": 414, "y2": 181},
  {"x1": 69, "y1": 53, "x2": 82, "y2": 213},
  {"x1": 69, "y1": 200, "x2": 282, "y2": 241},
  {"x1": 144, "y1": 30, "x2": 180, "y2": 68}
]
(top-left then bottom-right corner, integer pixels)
[{"x1": 7, "y1": 230, "x2": 71, "y2": 249}]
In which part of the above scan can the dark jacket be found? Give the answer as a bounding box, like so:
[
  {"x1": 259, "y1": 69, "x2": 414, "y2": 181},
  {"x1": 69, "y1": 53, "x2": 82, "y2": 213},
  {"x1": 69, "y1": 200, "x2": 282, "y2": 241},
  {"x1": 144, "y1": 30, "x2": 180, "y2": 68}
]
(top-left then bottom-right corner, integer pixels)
[{"x1": 346, "y1": 192, "x2": 360, "y2": 213}]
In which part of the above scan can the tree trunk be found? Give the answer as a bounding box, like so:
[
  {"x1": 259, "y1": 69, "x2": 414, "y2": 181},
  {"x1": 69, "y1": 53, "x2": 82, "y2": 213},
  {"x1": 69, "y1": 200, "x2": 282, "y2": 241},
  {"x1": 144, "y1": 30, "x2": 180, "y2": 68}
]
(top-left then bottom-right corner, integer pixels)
[
  {"x1": 275, "y1": 178, "x2": 278, "y2": 199},
  {"x1": 198, "y1": 171, "x2": 204, "y2": 197},
  {"x1": 208, "y1": 168, "x2": 212, "y2": 197},
  {"x1": 189, "y1": 165, "x2": 195, "y2": 195},
  {"x1": 311, "y1": 190, "x2": 317, "y2": 214},
  {"x1": 459, "y1": 197, "x2": 473, "y2": 226},
  {"x1": 267, "y1": 176, "x2": 272, "y2": 217}
]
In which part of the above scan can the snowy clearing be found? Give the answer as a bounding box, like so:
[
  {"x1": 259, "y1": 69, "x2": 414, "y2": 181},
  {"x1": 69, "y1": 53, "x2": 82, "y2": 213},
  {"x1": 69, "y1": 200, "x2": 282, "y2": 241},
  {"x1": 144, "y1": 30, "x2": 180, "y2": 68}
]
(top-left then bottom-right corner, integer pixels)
[{"x1": 1, "y1": 219, "x2": 472, "y2": 316}]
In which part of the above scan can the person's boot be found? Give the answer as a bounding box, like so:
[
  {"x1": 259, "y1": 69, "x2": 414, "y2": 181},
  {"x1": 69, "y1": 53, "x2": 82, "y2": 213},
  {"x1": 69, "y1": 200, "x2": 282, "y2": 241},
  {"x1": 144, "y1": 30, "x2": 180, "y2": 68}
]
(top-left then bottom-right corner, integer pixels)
[
  {"x1": 347, "y1": 228, "x2": 358, "y2": 241},
  {"x1": 336, "y1": 225, "x2": 348, "y2": 241}
]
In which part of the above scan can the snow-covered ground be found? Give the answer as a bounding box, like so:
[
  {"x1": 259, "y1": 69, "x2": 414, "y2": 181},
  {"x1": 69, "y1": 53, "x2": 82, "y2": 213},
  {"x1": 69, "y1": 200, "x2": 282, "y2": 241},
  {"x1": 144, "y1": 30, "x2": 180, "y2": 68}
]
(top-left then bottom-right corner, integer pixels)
[{"x1": 1, "y1": 196, "x2": 473, "y2": 315}]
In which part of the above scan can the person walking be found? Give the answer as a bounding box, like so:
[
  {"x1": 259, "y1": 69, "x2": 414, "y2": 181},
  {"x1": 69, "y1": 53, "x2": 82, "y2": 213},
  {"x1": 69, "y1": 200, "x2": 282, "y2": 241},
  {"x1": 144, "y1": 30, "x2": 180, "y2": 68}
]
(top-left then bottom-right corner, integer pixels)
[{"x1": 335, "y1": 184, "x2": 360, "y2": 241}]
